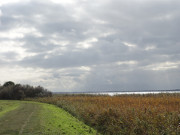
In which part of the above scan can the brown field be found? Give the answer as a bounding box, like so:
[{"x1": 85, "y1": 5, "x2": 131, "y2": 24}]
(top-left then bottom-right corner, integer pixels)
[{"x1": 29, "y1": 93, "x2": 180, "y2": 135}]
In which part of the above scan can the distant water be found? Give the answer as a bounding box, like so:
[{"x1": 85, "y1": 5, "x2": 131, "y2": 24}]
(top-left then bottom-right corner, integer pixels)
[
  {"x1": 54, "y1": 90, "x2": 180, "y2": 96},
  {"x1": 87, "y1": 90, "x2": 180, "y2": 96}
]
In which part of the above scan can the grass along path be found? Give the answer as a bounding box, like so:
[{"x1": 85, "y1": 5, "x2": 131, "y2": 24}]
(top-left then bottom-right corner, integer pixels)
[
  {"x1": 0, "y1": 102, "x2": 41, "y2": 135},
  {"x1": 0, "y1": 101, "x2": 99, "y2": 135},
  {"x1": 0, "y1": 100, "x2": 20, "y2": 118}
]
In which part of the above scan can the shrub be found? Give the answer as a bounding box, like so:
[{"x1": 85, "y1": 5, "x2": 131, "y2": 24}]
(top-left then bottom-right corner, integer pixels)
[{"x1": 0, "y1": 81, "x2": 52, "y2": 100}]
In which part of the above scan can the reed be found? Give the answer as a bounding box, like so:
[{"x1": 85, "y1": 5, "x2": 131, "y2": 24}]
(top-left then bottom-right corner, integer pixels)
[{"x1": 28, "y1": 93, "x2": 180, "y2": 135}]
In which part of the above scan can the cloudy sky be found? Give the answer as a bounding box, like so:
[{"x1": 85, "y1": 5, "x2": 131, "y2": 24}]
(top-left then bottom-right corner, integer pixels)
[{"x1": 0, "y1": 0, "x2": 180, "y2": 92}]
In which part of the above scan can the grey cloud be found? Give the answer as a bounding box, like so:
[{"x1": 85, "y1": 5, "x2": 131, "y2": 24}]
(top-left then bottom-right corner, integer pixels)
[
  {"x1": 80, "y1": 66, "x2": 180, "y2": 92},
  {"x1": 20, "y1": 48, "x2": 101, "y2": 68},
  {"x1": 1, "y1": 0, "x2": 180, "y2": 91},
  {"x1": 21, "y1": 36, "x2": 57, "y2": 52},
  {"x1": 0, "y1": 52, "x2": 19, "y2": 60}
]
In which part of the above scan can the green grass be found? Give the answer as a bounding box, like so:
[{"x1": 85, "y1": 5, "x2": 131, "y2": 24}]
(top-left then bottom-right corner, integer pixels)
[
  {"x1": 0, "y1": 100, "x2": 99, "y2": 135},
  {"x1": 0, "y1": 102, "x2": 41, "y2": 135},
  {"x1": 0, "y1": 100, "x2": 20, "y2": 118},
  {"x1": 39, "y1": 103, "x2": 98, "y2": 135}
]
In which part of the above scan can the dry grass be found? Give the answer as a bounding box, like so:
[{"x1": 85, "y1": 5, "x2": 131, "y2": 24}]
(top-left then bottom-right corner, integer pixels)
[{"x1": 29, "y1": 93, "x2": 180, "y2": 135}]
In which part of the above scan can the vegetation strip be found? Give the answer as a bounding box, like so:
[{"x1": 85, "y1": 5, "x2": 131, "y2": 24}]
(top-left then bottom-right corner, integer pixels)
[
  {"x1": 0, "y1": 100, "x2": 99, "y2": 135},
  {"x1": 39, "y1": 103, "x2": 98, "y2": 135},
  {"x1": 0, "y1": 100, "x2": 20, "y2": 117},
  {"x1": 0, "y1": 81, "x2": 52, "y2": 100},
  {"x1": 0, "y1": 102, "x2": 39, "y2": 135},
  {"x1": 32, "y1": 94, "x2": 180, "y2": 135}
]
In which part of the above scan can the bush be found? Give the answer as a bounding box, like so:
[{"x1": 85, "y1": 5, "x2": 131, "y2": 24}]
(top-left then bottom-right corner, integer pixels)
[{"x1": 0, "y1": 81, "x2": 52, "y2": 100}]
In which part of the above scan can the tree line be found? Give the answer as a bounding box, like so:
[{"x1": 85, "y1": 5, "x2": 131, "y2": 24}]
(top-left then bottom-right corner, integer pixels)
[{"x1": 0, "y1": 81, "x2": 52, "y2": 100}]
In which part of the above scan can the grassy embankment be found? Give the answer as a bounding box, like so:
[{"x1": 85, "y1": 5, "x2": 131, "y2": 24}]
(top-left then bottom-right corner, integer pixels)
[
  {"x1": 0, "y1": 100, "x2": 98, "y2": 135},
  {"x1": 30, "y1": 93, "x2": 180, "y2": 135}
]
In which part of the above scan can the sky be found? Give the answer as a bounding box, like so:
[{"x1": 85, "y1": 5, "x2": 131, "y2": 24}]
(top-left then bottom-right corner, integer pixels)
[{"x1": 0, "y1": 0, "x2": 180, "y2": 92}]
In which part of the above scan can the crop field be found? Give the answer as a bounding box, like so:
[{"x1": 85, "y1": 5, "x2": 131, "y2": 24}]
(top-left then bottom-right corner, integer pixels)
[
  {"x1": 0, "y1": 100, "x2": 98, "y2": 135},
  {"x1": 31, "y1": 93, "x2": 180, "y2": 135}
]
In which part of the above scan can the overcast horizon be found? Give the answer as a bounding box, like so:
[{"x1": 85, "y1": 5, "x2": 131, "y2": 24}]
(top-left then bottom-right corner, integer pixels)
[{"x1": 0, "y1": 0, "x2": 180, "y2": 92}]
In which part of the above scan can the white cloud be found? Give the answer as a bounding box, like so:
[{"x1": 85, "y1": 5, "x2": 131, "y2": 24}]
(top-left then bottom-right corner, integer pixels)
[
  {"x1": 50, "y1": 0, "x2": 75, "y2": 5},
  {"x1": 0, "y1": 27, "x2": 42, "y2": 39},
  {"x1": 116, "y1": 61, "x2": 138, "y2": 65},
  {"x1": 142, "y1": 62, "x2": 180, "y2": 71},
  {"x1": 79, "y1": 66, "x2": 91, "y2": 71},
  {"x1": 145, "y1": 46, "x2": 156, "y2": 51},
  {"x1": 49, "y1": 39, "x2": 69, "y2": 46},
  {"x1": 123, "y1": 42, "x2": 137, "y2": 48},
  {"x1": 0, "y1": 0, "x2": 21, "y2": 6},
  {"x1": 77, "y1": 38, "x2": 98, "y2": 49},
  {"x1": 0, "y1": 66, "x2": 48, "y2": 83},
  {"x1": 0, "y1": 41, "x2": 37, "y2": 60}
]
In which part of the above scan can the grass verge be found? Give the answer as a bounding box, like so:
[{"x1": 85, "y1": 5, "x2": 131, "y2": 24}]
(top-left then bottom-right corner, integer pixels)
[
  {"x1": 0, "y1": 100, "x2": 99, "y2": 135},
  {"x1": 39, "y1": 103, "x2": 98, "y2": 135},
  {"x1": 0, "y1": 100, "x2": 20, "y2": 117}
]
